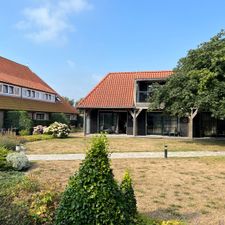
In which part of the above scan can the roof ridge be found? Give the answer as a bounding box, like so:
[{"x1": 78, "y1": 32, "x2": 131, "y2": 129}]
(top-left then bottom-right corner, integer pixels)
[{"x1": 108, "y1": 70, "x2": 173, "y2": 74}]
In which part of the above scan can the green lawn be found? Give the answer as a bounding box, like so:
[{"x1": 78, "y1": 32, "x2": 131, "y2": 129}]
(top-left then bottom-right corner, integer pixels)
[{"x1": 25, "y1": 133, "x2": 225, "y2": 154}]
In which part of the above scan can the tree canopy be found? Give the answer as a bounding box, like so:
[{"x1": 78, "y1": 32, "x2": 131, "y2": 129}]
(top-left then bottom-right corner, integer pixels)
[
  {"x1": 63, "y1": 96, "x2": 75, "y2": 106},
  {"x1": 149, "y1": 31, "x2": 225, "y2": 119}
]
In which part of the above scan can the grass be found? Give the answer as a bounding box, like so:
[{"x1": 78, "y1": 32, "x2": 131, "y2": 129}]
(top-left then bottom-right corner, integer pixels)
[
  {"x1": 27, "y1": 156, "x2": 225, "y2": 225},
  {"x1": 25, "y1": 133, "x2": 225, "y2": 154}
]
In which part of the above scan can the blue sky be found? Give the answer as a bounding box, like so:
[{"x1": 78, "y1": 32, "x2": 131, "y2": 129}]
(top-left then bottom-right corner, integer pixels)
[{"x1": 0, "y1": 0, "x2": 224, "y2": 101}]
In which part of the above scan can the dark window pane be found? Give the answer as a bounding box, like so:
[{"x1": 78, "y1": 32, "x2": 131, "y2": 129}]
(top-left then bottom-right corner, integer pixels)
[
  {"x1": 36, "y1": 113, "x2": 45, "y2": 120},
  {"x1": 32, "y1": 91, "x2": 35, "y2": 98},
  {"x1": 3, "y1": 85, "x2": 8, "y2": 93},
  {"x1": 27, "y1": 90, "x2": 31, "y2": 97},
  {"x1": 9, "y1": 86, "x2": 14, "y2": 94}
]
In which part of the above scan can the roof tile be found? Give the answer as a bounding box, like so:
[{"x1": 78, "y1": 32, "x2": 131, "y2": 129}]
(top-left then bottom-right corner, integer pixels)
[{"x1": 78, "y1": 71, "x2": 173, "y2": 108}]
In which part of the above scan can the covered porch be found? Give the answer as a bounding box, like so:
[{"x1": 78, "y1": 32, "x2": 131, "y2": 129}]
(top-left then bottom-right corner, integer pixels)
[{"x1": 83, "y1": 109, "x2": 189, "y2": 137}]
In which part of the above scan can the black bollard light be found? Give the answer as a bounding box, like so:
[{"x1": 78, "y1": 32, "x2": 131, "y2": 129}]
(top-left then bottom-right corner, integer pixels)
[{"x1": 164, "y1": 145, "x2": 168, "y2": 158}]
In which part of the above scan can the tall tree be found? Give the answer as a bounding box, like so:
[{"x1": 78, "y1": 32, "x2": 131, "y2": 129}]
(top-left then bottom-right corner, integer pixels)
[
  {"x1": 149, "y1": 31, "x2": 225, "y2": 138},
  {"x1": 63, "y1": 96, "x2": 75, "y2": 106}
]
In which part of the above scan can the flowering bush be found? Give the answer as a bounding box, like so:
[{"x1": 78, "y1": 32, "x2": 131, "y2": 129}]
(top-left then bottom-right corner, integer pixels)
[
  {"x1": 44, "y1": 122, "x2": 70, "y2": 138},
  {"x1": 33, "y1": 125, "x2": 47, "y2": 135},
  {"x1": 6, "y1": 152, "x2": 30, "y2": 171}
]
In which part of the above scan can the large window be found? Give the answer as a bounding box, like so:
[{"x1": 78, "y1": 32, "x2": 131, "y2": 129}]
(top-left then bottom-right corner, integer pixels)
[
  {"x1": 147, "y1": 113, "x2": 178, "y2": 135},
  {"x1": 99, "y1": 112, "x2": 127, "y2": 134},
  {"x1": 136, "y1": 81, "x2": 160, "y2": 103},
  {"x1": 99, "y1": 112, "x2": 117, "y2": 133},
  {"x1": 99, "y1": 112, "x2": 118, "y2": 133}
]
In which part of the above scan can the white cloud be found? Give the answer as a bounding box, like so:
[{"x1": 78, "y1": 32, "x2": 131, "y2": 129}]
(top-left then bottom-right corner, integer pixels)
[{"x1": 16, "y1": 0, "x2": 92, "y2": 43}]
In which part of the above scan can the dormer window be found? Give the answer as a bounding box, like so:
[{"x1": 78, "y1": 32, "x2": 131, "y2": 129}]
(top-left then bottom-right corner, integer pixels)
[
  {"x1": 3, "y1": 85, "x2": 8, "y2": 93},
  {"x1": 26, "y1": 90, "x2": 31, "y2": 97},
  {"x1": 15, "y1": 87, "x2": 20, "y2": 95},
  {"x1": 9, "y1": 86, "x2": 14, "y2": 94},
  {"x1": 32, "y1": 91, "x2": 35, "y2": 98}
]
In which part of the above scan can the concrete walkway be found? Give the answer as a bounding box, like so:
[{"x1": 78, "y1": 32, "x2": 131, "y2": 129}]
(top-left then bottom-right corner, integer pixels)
[{"x1": 27, "y1": 151, "x2": 225, "y2": 161}]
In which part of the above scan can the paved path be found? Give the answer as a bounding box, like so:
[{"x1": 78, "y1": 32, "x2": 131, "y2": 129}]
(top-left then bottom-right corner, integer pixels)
[{"x1": 27, "y1": 151, "x2": 225, "y2": 161}]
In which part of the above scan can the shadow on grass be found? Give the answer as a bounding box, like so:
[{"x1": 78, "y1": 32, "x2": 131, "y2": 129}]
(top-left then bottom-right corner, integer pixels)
[
  {"x1": 144, "y1": 207, "x2": 201, "y2": 224},
  {"x1": 182, "y1": 139, "x2": 225, "y2": 147}
]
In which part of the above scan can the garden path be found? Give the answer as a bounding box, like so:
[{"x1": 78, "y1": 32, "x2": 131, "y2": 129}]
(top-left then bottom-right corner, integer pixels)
[{"x1": 27, "y1": 151, "x2": 225, "y2": 161}]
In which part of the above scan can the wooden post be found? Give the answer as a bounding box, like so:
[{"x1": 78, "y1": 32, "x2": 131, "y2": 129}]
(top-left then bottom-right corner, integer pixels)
[
  {"x1": 133, "y1": 110, "x2": 137, "y2": 136},
  {"x1": 83, "y1": 110, "x2": 87, "y2": 136}
]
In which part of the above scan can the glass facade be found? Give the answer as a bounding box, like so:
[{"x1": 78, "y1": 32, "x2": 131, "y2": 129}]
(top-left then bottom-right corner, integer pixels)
[
  {"x1": 99, "y1": 112, "x2": 127, "y2": 134},
  {"x1": 99, "y1": 112, "x2": 118, "y2": 133},
  {"x1": 147, "y1": 112, "x2": 178, "y2": 135}
]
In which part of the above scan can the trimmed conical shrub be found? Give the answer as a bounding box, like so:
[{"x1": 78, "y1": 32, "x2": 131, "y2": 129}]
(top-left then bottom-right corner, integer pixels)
[
  {"x1": 55, "y1": 134, "x2": 134, "y2": 225},
  {"x1": 121, "y1": 171, "x2": 137, "y2": 224}
]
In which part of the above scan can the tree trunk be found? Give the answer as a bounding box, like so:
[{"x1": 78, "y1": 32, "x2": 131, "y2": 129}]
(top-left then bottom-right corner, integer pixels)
[{"x1": 188, "y1": 108, "x2": 198, "y2": 139}]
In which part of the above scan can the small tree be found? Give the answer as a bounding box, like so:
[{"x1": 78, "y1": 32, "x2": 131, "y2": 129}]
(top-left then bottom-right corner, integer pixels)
[
  {"x1": 63, "y1": 97, "x2": 75, "y2": 107},
  {"x1": 4, "y1": 111, "x2": 33, "y2": 131},
  {"x1": 50, "y1": 113, "x2": 69, "y2": 125},
  {"x1": 55, "y1": 134, "x2": 136, "y2": 225},
  {"x1": 19, "y1": 111, "x2": 33, "y2": 131}
]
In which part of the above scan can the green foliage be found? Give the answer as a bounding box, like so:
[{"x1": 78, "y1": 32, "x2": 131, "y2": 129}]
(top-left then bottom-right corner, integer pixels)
[
  {"x1": 0, "y1": 148, "x2": 11, "y2": 170},
  {"x1": 21, "y1": 134, "x2": 53, "y2": 142},
  {"x1": 56, "y1": 134, "x2": 137, "y2": 225},
  {"x1": 149, "y1": 30, "x2": 225, "y2": 119},
  {"x1": 135, "y1": 215, "x2": 186, "y2": 225},
  {"x1": 50, "y1": 113, "x2": 69, "y2": 125},
  {"x1": 4, "y1": 111, "x2": 33, "y2": 130},
  {"x1": 29, "y1": 190, "x2": 59, "y2": 225},
  {"x1": 136, "y1": 214, "x2": 159, "y2": 225},
  {"x1": 0, "y1": 171, "x2": 37, "y2": 225},
  {"x1": 63, "y1": 96, "x2": 75, "y2": 106},
  {"x1": 120, "y1": 171, "x2": 137, "y2": 224},
  {"x1": 19, "y1": 129, "x2": 30, "y2": 136},
  {"x1": 19, "y1": 111, "x2": 33, "y2": 130},
  {"x1": 0, "y1": 136, "x2": 20, "y2": 150}
]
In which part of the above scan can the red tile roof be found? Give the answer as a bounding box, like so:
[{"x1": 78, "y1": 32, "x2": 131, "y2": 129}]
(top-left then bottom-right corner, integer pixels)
[
  {"x1": 0, "y1": 56, "x2": 56, "y2": 93},
  {"x1": 78, "y1": 71, "x2": 173, "y2": 109},
  {"x1": 0, "y1": 56, "x2": 76, "y2": 114}
]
